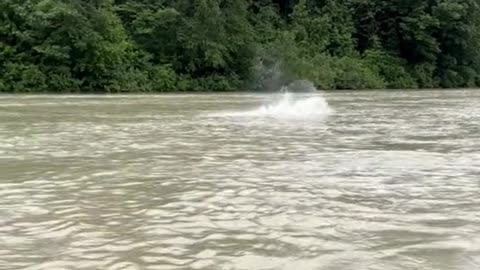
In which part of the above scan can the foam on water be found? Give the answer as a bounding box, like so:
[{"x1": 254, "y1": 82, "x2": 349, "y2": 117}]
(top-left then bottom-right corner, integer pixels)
[
  {"x1": 210, "y1": 92, "x2": 332, "y2": 120},
  {"x1": 253, "y1": 92, "x2": 332, "y2": 119}
]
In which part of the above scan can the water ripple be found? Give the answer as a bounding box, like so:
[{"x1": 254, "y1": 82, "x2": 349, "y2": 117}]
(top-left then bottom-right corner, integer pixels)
[{"x1": 1, "y1": 91, "x2": 480, "y2": 269}]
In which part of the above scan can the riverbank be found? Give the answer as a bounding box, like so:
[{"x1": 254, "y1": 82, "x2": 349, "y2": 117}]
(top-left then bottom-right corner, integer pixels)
[{"x1": 1, "y1": 88, "x2": 478, "y2": 95}]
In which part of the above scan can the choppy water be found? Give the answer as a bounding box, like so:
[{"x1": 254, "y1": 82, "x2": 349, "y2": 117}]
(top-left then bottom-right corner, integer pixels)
[{"x1": 1, "y1": 90, "x2": 480, "y2": 270}]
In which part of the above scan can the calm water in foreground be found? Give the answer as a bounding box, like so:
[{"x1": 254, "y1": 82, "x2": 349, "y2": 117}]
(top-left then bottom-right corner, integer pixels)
[{"x1": 1, "y1": 90, "x2": 480, "y2": 270}]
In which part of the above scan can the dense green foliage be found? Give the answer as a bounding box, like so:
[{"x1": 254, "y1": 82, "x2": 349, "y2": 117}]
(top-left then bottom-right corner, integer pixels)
[{"x1": 1, "y1": 0, "x2": 480, "y2": 92}]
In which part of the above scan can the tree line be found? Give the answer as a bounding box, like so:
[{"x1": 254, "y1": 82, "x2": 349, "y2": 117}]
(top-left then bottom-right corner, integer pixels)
[{"x1": 1, "y1": 0, "x2": 479, "y2": 92}]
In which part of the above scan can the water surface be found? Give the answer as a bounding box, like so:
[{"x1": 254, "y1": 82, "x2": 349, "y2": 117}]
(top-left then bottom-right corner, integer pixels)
[{"x1": 1, "y1": 90, "x2": 479, "y2": 270}]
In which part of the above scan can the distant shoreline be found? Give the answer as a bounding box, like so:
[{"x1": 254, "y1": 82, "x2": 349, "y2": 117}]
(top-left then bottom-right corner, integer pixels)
[{"x1": 1, "y1": 88, "x2": 479, "y2": 95}]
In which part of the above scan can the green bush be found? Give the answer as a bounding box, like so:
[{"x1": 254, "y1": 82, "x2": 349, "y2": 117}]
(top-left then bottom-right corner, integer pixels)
[
  {"x1": 413, "y1": 63, "x2": 438, "y2": 88},
  {"x1": 46, "y1": 67, "x2": 83, "y2": 93},
  {"x1": 363, "y1": 49, "x2": 418, "y2": 89},
  {"x1": 149, "y1": 65, "x2": 179, "y2": 92},
  {"x1": 332, "y1": 57, "x2": 385, "y2": 90},
  {"x1": 191, "y1": 75, "x2": 241, "y2": 92},
  {"x1": 1, "y1": 63, "x2": 48, "y2": 92}
]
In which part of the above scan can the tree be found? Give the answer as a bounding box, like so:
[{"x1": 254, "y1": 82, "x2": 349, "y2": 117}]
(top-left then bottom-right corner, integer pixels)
[{"x1": 2, "y1": 0, "x2": 480, "y2": 91}]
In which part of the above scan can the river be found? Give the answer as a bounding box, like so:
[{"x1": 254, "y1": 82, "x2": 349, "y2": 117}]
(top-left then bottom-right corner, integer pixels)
[{"x1": 1, "y1": 90, "x2": 479, "y2": 270}]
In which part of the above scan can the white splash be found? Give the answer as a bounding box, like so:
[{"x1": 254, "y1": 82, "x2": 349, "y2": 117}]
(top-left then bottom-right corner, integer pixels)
[
  {"x1": 210, "y1": 92, "x2": 332, "y2": 120},
  {"x1": 251, "y1": 92, "x2": 332, "y2": 119}
]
